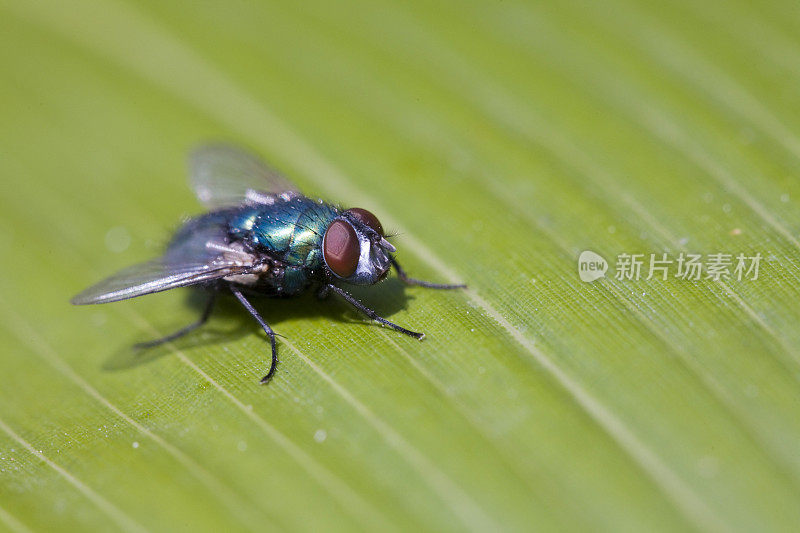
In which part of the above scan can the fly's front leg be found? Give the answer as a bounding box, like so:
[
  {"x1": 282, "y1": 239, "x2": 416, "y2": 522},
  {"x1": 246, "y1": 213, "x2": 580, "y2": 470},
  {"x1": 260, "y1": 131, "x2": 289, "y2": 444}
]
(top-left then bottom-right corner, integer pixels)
[
  {"x1": 229, "y1": 285, "x2": 279, "y2": 384},
  {"x1": 326, "y1": 284, "x2": 424, "y2": 340},
  {"x1": 389, "y1": 257, "x2": 466, "y2": 290}
]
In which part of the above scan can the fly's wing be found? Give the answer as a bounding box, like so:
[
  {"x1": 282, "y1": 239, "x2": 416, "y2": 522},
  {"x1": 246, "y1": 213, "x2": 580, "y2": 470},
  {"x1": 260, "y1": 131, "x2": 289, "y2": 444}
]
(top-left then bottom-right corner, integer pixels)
[
  {"x1": 189, "y1": 144, "x2": 300, "y2": 209},
  {"x1": 70, "y1": 260, "x2": 253, "y2": 305},
  {"x1": 71, "y1": 218, "x2": 257, "y2": 305}
]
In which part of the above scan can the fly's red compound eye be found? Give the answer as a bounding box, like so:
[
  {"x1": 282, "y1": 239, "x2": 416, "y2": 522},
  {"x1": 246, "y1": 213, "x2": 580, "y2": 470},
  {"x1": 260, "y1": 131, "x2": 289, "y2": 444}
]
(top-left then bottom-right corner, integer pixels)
[
  {"x1": 323, "y1": 220, "x2": 360, "y2": 278},
  {"x1": 346, "y1": 208, "x2": 384, "y2": 236}
]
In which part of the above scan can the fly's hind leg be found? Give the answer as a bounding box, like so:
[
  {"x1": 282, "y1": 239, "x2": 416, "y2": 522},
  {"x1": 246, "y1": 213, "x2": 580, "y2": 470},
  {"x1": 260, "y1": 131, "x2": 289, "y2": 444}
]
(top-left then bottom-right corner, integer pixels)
[
  {"x1": 389, "y1": 257, "x2": 466, "y2": 290},
  {"x1": 134, "y1": 292, "x2": 217, "y2": 350},
  {"x1": 229, "y1": 285, "x2": 278, "y2": 384}
]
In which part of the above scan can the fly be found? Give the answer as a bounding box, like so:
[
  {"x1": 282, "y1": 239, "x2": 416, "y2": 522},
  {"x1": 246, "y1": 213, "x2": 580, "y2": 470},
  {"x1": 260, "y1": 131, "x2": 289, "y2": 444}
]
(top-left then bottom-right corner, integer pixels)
[{"x1": 72, "y1": 144, "x2": 465, "y2": 383}]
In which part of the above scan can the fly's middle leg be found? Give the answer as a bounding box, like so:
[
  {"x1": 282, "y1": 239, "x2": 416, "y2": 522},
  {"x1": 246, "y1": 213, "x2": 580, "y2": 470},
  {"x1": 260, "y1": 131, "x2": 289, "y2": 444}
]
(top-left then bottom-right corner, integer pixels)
[{"x1": 229, "y1": 284, "x2": 279, "y2": 384}]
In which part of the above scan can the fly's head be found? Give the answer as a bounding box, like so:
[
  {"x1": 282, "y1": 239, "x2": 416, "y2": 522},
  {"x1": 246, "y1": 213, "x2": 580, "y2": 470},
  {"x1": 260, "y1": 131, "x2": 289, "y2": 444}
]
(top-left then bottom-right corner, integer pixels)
[{"x1": 322, "y1": 208, "x2": 394, "y2": 285}]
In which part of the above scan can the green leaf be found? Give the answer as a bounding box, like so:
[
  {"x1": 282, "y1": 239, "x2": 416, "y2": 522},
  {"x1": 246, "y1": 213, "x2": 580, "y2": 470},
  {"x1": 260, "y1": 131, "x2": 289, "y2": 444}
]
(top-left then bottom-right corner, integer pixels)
[{"x1": 2, "y1": 0, "x2": 800, "y2": 531}]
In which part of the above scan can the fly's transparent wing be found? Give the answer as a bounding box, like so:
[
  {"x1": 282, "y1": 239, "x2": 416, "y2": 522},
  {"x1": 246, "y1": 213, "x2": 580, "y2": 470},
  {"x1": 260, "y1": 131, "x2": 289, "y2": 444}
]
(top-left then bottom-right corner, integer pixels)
[
  {"x1": 70, "y1": 260, "x2": 253, "y2": 305},
  {"x1": 72, "y1": 214, "x2": 258, "y2": 305},
  {"x1": 190, "y1": 144, "x2": 300, "y2": 208}
]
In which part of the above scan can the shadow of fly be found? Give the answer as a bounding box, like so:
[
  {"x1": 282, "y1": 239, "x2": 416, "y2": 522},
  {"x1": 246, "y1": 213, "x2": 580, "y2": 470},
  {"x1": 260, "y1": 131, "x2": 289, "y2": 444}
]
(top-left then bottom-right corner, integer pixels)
[{"x1": 72, "y1": 144, "x2": 464, "y2": 383}]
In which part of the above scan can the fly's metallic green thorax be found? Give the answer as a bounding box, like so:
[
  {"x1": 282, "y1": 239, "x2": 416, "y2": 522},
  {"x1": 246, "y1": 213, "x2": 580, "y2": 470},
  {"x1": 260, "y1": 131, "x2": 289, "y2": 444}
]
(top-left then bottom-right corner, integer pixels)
[
  {"x1": 176, "y1": 195, "x2": 340, "y2": 295},
  {"x1": 231, "y1": 196, "x2": 339, "y2": 266}
]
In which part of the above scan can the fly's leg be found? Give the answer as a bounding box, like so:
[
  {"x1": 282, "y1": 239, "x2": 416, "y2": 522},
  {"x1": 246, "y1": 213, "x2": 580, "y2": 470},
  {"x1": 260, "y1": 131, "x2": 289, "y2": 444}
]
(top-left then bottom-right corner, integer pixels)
[
  {"x1": 229, "y1": 285, "x2": 278, "y2": 384},
  {"x1": 326, "y1": 284, "x2": 425, "y2": 340},
  {"x1": 389, "y1": 257, "x2": 466, "y2": 290},
  {"x1": 134, "y1": 292, "x2": 216, "y2": 350}
]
